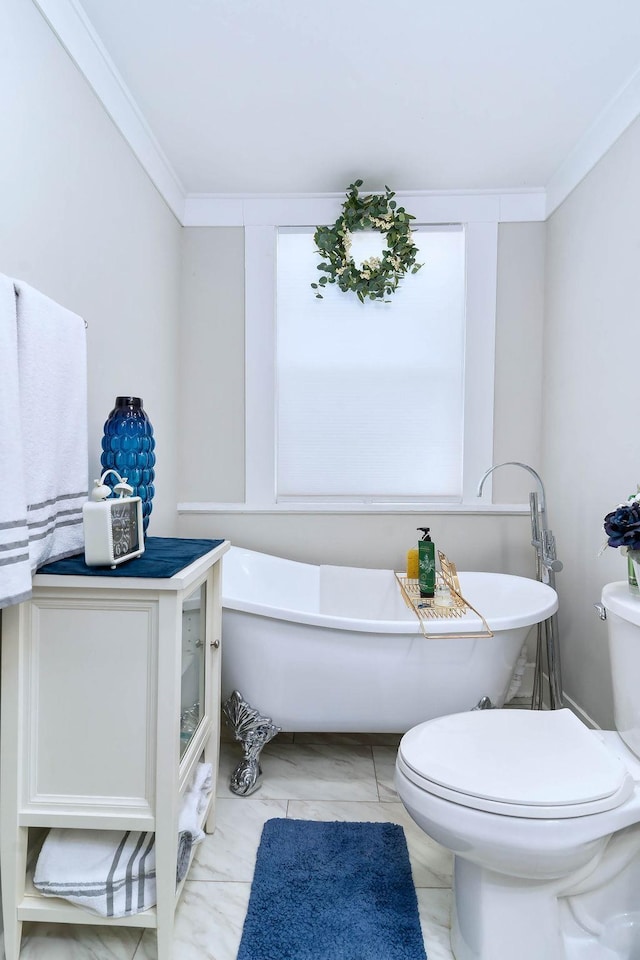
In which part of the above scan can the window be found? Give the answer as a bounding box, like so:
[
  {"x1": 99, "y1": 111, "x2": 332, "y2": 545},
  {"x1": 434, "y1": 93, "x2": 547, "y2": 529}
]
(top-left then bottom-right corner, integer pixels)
[
  {"x1": 276, "y1": 226, "x2": 466, "y2": 500},
  {"x1": 244, "y1": 209, "x2": 498, "y2": 510}
]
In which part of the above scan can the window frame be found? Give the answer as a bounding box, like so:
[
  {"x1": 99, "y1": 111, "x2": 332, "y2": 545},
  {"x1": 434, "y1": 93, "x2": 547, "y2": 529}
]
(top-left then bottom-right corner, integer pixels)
[{"x1": 245, "y1": 199, "x2": 499, "y2": 510}]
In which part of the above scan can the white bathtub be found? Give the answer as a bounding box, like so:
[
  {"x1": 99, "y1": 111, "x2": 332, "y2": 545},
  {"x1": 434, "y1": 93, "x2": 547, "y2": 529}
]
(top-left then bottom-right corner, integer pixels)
[{"x1": 221, "y1": 547, "x2": 558, "y2": 732}]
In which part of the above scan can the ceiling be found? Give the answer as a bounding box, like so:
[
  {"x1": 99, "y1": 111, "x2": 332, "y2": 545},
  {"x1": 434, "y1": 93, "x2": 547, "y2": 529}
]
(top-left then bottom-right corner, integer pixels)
[{"x1": 53, "y1": 0, "x2": 640, "y2": 202}]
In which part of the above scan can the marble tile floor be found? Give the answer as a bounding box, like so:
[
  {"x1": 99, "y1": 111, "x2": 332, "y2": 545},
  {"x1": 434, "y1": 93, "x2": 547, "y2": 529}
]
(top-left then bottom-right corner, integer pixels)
[{"x1": 16, "y1": 732, "x2": 455, "y2": 960}]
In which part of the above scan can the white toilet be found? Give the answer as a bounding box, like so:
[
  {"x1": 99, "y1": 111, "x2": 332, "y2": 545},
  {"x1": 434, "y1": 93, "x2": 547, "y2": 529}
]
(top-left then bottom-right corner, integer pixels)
[{"x1": 395, "y1": 581, "x2": 640, "y2": 960}]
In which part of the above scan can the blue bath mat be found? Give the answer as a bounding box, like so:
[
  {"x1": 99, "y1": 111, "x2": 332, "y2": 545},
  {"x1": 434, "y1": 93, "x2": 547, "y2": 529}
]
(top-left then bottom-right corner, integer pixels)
[{"x1": 237, "y1": 819, "x2": 427, "y2": 960}]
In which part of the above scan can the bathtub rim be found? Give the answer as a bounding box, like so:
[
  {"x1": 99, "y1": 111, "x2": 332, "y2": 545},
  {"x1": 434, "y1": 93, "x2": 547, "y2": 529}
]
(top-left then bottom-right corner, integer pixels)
[{"x1": 221, "y1": 548, "x2": 558, "y2": 636}]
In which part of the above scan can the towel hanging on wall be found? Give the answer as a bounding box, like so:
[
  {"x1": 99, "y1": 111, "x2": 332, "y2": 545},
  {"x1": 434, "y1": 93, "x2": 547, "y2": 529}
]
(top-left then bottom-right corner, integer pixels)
[{"x1": 0, "y1": 274, "x2": 88, "y2": 608}]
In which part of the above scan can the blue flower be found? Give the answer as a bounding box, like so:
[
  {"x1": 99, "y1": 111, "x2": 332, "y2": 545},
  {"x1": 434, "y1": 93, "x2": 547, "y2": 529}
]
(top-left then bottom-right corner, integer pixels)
[{"x1": 604, "y1": 500, "x2": 640, "y2": 550}]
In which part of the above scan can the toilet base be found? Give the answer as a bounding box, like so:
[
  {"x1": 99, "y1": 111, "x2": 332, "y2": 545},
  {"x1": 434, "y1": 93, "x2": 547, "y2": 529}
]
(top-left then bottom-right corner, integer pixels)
[
  {"x1": 451, "y1": 856, "x2": 565, "y2": 960},
  {"x1": 449, "y1": 830, "x2": 640, "y2": 960}
]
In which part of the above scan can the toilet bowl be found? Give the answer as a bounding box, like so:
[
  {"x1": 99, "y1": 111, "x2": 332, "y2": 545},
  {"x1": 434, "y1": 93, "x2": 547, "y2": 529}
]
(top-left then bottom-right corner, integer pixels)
[{"x1": 395, "y1": 581, "x2": 640, "y2": 960}]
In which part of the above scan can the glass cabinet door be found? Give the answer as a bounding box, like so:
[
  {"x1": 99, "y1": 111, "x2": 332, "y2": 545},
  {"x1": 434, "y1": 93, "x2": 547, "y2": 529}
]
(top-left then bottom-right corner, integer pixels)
[{"x1": 180, "y1": 582, "x2": 206, "y2": 756}]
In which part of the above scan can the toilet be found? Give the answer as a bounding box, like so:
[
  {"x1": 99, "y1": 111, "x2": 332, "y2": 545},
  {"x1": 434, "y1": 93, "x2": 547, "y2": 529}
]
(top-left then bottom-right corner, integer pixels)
[{"x1": 395, "y1": 581, "x2": 640, "y2": 960}]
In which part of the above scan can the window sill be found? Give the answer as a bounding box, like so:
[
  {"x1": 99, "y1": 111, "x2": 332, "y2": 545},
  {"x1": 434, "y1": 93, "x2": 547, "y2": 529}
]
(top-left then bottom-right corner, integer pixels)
[{"x1": 177, "y1": 502, "x2": 531, "y2": 516}]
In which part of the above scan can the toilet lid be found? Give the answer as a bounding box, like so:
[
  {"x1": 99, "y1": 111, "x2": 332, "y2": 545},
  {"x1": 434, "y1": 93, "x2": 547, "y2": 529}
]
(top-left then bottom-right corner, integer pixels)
[{"x1": 399, "y1": 709, "x2": 633, "y2": 818}]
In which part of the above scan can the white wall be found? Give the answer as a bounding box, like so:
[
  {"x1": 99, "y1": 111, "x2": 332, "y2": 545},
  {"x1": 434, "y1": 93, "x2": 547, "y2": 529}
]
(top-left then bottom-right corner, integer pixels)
[
  {"x1": 178, "y1": 228, "x2": 245, "y2": 503},
  {"x1": 543, "y1": 115, "x2": 640, "y2": 729},
  {"x1": 177, "y1": 222, "x2": 546, "y2": 577},
  {"x1": 0, "y1": 0, "x2": 182, "y2": 536}
]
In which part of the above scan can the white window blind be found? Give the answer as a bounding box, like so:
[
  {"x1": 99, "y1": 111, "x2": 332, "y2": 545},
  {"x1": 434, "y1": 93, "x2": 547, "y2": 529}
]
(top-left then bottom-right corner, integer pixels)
[{"x1": 276, "y1": 225, "x2": 466, "y2": 501}]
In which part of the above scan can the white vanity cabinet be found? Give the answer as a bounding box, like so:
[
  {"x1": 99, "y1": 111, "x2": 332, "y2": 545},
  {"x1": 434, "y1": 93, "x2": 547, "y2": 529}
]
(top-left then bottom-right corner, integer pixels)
[{"x1": 0, "y1": 538, "x2": 229, "y2": 960}]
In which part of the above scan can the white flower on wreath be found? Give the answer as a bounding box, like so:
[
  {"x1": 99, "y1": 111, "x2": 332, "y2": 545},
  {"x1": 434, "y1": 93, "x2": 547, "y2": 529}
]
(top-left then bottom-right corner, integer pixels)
[{"x1": 362, "y1": 256, "x2": 381, "y2": 271}]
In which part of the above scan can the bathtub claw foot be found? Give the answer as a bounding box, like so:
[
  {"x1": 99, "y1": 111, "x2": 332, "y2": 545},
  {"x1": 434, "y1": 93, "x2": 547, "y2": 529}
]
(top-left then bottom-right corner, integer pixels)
[
  {"x1": 222, "y1": 691, "x2": 281, "y2": 797},
  {"x1": 472, "y1": 696, "x2": 495, "y2": 710}
]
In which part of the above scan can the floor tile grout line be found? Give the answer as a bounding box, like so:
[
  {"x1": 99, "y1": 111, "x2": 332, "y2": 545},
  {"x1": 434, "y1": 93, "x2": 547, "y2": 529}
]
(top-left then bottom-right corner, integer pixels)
[
  {"x1": 130, "y1": 928, "x2": 145, "y2": 960},
  {"x1": 372, "y1": 744, "x2": 383, "y2": 802}
]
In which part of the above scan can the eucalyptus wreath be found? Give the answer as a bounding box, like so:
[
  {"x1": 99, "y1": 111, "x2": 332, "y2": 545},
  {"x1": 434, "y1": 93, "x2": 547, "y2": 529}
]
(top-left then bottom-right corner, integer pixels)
[{"x1": 311, "y1": 180, "x2": 423, "y2": 303}]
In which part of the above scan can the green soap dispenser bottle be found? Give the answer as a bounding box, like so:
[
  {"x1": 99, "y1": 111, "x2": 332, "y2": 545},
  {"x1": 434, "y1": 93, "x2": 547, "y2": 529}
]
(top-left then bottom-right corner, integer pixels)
[{"x1": 418, "y1": 527, "x2": 436, "y2": 599}]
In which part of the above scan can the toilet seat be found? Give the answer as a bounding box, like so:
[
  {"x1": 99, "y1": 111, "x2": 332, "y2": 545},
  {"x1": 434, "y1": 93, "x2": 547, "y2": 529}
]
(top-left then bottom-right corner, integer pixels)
[{"x1": 398, "y1": 708, "x2": 634, "y2": 819}]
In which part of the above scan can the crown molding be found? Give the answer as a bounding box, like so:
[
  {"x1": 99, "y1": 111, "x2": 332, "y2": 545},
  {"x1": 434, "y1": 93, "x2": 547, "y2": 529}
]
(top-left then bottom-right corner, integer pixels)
[
  {"x1": 32, "y1": 0, "x2": 640, "y2": 225},
  {"x1": 546, "y1": 63, "x2": 640, "y2": 217},
  {"x1": 31, "y1": 0, "x2": 186, "y2": 222}
]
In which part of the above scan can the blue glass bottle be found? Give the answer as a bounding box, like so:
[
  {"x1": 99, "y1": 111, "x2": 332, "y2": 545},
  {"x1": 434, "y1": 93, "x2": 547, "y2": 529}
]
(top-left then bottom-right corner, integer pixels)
[{"x1": 100, "y1": 397, "x2": 156, "y2": 534}]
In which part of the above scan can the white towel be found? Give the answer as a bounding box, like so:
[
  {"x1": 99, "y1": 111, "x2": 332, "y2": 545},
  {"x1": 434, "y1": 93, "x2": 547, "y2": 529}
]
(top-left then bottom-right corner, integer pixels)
[
  {"x1": 34, "y1": 828, "x2": 160, "y2": 918},
  {"x1": 191, "y1": 761, "x2": 213, "y2": 814},
  {"x1": 14, "y1": 279, "x2": 88, "y2": 572},
  {"x1": 0, "y1": 276, "x2": 31, "y2": 607},
  {"x1": 33, "y1": 763, "x2": 214, "y2": 917},
  {"x1": 179, "y1": 761, "x2": 214, "y2": 839},
  {"x1": 178, "y1": 788, "x2": 205, "y2": 844}
]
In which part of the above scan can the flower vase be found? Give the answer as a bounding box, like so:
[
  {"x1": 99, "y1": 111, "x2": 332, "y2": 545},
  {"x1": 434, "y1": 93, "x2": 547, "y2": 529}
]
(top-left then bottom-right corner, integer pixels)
[
  {"x1": 100, "y1": 397, "x2": 156, "y2": 534},
  {"x1": 629, "y1": 552, "x2": 640, "y2": 596}
]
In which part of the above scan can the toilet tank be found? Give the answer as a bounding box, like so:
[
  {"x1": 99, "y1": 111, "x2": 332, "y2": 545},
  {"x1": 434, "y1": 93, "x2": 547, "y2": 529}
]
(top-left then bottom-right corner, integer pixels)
[{"x1": 602, "y1": 581, "x2": 640, "y2": 758}]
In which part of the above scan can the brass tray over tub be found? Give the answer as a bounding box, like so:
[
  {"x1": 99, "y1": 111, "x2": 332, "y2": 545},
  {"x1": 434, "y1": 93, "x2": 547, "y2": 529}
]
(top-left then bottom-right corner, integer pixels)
[{"x1": 395, "y1": 550, "x2": 493, "y2": 640}]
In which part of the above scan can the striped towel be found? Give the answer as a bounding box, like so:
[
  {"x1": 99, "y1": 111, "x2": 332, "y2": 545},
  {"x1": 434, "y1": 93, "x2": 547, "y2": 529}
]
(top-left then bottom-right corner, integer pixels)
[
  {"x1": 34, "y1": 829, "x2": 162, "y2": 918},
  {"x1": 33, "y1": 763, "x2": 213, "y2": 917},
  {"x1": 0, "y1": 275, "x2": 31, "y2": 606},
  {"x1": 0, "y1": 275, "x2": 88, "y2": 609}
]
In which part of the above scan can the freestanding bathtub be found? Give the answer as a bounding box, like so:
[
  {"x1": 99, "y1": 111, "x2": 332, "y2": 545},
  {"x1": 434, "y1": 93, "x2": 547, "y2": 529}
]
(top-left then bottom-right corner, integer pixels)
[{"x1": 221, "y1": 547, "x2": 558, "y2": 732}]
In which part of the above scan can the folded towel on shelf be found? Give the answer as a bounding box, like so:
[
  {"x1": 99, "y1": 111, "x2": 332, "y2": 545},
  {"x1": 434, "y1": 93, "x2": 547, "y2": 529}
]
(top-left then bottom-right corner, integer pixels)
[
  {"x1": 34, "y1": 828, "x2": 159, "y2": 918},
  {"x1": 191, "y1": 761, "x2": 213, "y2": 814},
  {"x1": 0, "y1": 275, "x2": 31, "y2": 608},
  {"x1": 179, "y1": 788, "x2": 205, "y2": 844},
  {"x1": 0, "y1": 275, "x2": 88, "y2": 609},
  {"x1": 178, "y1": 761, "x2": 214, "y2": 841},
  {"x1": 33, "y1": 762, "x2": 214, "y2": 917}
]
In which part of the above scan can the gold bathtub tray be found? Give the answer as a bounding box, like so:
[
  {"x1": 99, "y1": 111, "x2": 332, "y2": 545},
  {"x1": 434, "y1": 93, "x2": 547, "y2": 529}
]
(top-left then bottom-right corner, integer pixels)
[{"x1": 395, "y1": 551, "x2": 493, "y2": 639}]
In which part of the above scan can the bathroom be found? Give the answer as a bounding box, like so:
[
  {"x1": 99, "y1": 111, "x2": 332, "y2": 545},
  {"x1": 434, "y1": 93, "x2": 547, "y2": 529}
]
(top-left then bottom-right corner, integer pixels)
[{"x1": 2, "y1": 0, "x2": 640, "y2": 957}]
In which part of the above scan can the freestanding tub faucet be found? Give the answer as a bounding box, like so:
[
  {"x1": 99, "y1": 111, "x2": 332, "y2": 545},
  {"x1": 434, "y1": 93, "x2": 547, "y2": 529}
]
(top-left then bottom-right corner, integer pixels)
[{"x1": 477, "y1": 461, "x2": 563, "y2": 709}]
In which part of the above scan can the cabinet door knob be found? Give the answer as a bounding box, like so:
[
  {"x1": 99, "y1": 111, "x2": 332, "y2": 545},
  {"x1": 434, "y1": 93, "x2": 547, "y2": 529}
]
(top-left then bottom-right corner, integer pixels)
[{"x1": 212, "y1": 638, "x2": 220, "y2": 648}]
